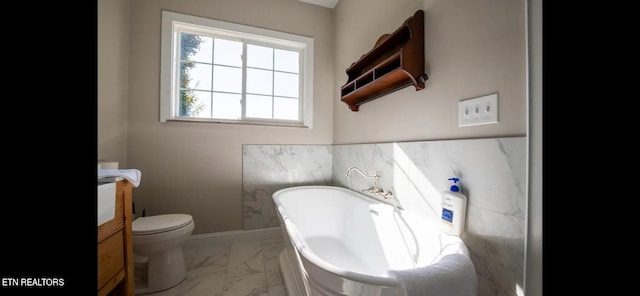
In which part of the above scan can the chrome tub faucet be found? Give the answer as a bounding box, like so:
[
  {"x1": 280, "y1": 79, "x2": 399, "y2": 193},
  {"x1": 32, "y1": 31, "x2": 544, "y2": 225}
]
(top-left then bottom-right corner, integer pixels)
[{"x1": 345, "y1": 167, "x2": 393, "y2": 199}]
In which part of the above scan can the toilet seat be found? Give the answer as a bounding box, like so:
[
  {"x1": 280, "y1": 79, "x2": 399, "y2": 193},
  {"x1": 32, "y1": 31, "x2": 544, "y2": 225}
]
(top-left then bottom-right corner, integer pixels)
[{"x1": 133, "y1": 214, "x2": 193, "y2": 235}]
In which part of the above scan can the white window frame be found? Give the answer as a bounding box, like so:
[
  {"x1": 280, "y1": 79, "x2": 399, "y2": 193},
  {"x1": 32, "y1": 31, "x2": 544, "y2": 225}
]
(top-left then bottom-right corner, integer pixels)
[{"x1": 160, "y1": 11, "x2": 314, "y2": 128}]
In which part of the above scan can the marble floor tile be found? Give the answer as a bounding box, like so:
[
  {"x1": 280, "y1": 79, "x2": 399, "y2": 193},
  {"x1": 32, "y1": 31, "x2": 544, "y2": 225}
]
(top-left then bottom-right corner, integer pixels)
[
  {"x1": 268, "y1": 285, "x2": 286, "y2": 296},
  {"x1": 189, "y1": 244, "x2": 230, "y2": 272},
  {"x1": 261, "y1": 237, "x2": 284, "y2": 288},
  {"x1": 261, "y1": 238, "x2": 284, "y2": 260},
  {"x1": 226, "y1": 241, "x2": 265, "y2": 278},
  {"x1": 142, "y1": 235, "x2": 284, "y2": 296},
  {"x1": 178, "y1": 268, "x2": 226, "y2": 296},
  {"x1": 264, "y1": 257, "x2": 282, "y2": 287},
  {"x1": 222, "y1": 273, "x2": 268, "y2": 296}
]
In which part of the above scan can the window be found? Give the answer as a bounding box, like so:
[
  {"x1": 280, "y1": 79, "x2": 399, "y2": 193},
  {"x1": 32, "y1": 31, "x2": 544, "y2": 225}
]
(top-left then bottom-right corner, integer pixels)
[{"x1": 160, "y1": 11, "x2": 314, "y2": 127}]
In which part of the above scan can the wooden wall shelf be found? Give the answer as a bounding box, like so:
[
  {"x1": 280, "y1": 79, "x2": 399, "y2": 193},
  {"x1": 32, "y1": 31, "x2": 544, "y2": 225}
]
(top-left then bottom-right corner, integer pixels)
[{"x1": 340, "y1": 10, "x2": 427, "y2": 111}]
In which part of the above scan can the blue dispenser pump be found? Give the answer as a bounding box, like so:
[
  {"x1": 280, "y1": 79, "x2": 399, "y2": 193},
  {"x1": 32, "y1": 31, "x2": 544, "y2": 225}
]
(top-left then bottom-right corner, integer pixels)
[{"x1": 448, "y1": 177, "x2": 460, "y2": 192}]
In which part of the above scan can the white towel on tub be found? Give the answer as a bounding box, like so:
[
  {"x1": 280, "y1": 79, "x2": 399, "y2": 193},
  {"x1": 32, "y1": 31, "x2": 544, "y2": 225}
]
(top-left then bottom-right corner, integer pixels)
[
  {"x1": 98, "y1": 169, "x2": 142, "y2": 188},
  {"x1": 390, "y1": 254, "x2": 477, "y2": 296}
]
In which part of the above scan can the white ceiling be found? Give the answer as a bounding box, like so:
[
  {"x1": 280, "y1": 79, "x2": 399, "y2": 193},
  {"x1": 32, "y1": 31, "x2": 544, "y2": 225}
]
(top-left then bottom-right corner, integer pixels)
[{"x1": 298, "y1": 0, "x2": 339, "y2": 9}]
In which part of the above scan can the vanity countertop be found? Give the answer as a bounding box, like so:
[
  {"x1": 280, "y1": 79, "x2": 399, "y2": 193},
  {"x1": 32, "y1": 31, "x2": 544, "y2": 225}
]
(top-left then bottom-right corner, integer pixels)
[{"x1": 98, "y1": 176, "x2": 124, "y2": 185}]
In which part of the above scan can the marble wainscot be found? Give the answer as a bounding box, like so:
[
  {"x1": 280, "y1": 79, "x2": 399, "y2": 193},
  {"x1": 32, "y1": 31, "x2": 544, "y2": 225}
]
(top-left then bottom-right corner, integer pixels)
[{"x1": 242, "y1": 145, "x2": 333, "y2": 230}]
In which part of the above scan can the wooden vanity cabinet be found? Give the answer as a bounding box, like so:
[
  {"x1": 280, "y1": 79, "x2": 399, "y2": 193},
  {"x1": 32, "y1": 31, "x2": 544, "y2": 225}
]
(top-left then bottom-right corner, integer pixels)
[{"x1": 98, "y1": 180, "x2": 134, "y2": 296}]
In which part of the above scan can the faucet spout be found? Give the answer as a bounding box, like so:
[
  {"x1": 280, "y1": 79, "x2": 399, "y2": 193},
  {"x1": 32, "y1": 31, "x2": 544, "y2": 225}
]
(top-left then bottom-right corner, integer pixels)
[
  {"x1": 345, "y1": 167, "x2": 380, "y2": 194},
  {"x1": 346, "y1": 167, "x2": 373, "y2": 178}
]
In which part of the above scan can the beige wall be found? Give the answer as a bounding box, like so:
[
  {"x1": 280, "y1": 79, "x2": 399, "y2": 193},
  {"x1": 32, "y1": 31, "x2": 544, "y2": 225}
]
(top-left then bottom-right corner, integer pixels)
[
  {"x1": 333, "y1": 0, "x2": 526, "y2": 144},
  {"x1": 98, "y1": 0, "x2": 131, "y2": 167},
  {"x1": 126, "y1": 0, "x2": 334, "y2": 234}
]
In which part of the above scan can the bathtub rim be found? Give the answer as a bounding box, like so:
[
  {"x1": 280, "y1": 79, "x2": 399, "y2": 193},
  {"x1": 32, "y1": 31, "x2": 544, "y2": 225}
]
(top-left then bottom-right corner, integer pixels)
[{"x1": 272, "y1": 185, "x2": 405, "y2": 288}]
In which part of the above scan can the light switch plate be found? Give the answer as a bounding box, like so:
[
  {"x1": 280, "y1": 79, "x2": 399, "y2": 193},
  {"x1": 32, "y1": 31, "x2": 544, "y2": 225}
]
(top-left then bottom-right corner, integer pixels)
[{"x1": 458, "y1": 93, "x2": 499, "y2": 127}]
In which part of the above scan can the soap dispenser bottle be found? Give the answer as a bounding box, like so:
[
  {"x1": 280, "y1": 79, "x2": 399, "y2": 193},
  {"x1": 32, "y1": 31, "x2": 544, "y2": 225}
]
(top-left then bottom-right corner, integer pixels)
[{"x1": 440, "y1": 177, "x2": 468, "y2": 236}]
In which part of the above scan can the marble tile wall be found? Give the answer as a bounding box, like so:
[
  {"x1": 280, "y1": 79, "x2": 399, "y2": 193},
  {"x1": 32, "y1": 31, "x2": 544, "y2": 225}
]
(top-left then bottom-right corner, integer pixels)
[
  {"x1": 332, "y1": 137, "x2": 526, "y2": 296},
  {"x1": 242, "y1": 145, "x2": 333, "y2": 230},
  {"x1": 242, "y1": 137, "x2": 525, "y2": 296}
]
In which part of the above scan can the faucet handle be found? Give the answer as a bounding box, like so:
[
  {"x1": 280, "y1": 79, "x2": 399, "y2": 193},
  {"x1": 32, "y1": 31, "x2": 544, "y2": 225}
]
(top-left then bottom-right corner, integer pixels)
[
  {"x1": 376, "y1": 190, "x2": 393, "y2": 199},
  {"x1": 363, "y1": 187, "x2": 394, "y2": 199}
]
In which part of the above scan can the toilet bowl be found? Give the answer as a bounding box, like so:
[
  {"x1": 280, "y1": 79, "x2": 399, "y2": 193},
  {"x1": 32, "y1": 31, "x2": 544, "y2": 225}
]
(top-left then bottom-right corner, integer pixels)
[{"x1": 132, "y1": 214, "x2": 195, "y2": 295}]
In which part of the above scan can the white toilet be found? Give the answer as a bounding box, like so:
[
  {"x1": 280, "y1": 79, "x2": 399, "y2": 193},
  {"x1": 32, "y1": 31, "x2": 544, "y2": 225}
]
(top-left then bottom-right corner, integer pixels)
[{"x1": 132, "y1": 214, "x2": 195, "y2": 295}]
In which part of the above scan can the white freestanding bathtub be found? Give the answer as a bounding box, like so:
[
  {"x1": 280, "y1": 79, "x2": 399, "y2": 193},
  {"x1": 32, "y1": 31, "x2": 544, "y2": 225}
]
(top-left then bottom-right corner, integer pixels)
[{"x1": 272, "y1": 185, "x2": 474, "y2": 296}]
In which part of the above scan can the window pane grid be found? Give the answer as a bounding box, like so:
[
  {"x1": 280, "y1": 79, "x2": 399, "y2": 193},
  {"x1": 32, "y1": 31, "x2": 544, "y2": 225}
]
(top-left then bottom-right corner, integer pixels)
[
  {"x1": 241, "y1": 42, "x2": 248, "y2": 120},
  {"x1": 271, "y1": 49, "x2": 275, "y2": 119},
  {"x1": 174, "y1": 26, "x2": 303, "y2": 123},
  {"x1": 210, "y1": 36, "x2": 215, "y2": 117},
  {"x1": 244, "y1": 92, "x2": 298, "y2": 100},
  {"x1": 180, "y1": 60, "x2": 244, "y2": 69}
]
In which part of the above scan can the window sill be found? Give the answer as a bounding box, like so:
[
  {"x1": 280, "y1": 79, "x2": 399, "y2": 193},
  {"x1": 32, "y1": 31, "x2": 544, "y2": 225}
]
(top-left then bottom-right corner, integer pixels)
[{"x1": 164, "y1": 118, "x2": 311, "y2": 128}]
